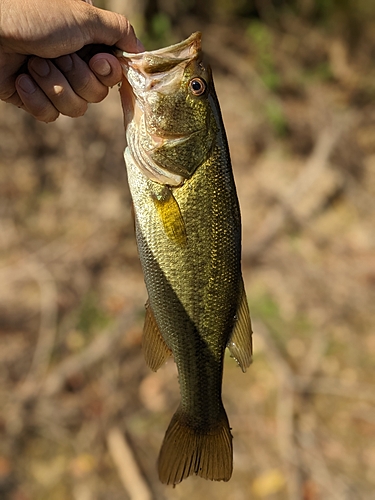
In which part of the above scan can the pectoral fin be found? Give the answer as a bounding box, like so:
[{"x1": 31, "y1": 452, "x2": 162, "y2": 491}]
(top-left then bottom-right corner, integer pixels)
[
  {"x1": 143, "y1": 301, "x2": 172, "y2": 371},
  {"x1": 227, "y1": 278, "x2": 253, "y2": 372},
  {"x1": 150, "y1": 185, "x2": 187, "y2": 246}
]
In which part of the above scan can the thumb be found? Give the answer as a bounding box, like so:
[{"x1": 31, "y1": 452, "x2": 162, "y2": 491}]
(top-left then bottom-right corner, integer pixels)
[{"x1": 81, "y1": 4, "x2": 141, "y2": 53}]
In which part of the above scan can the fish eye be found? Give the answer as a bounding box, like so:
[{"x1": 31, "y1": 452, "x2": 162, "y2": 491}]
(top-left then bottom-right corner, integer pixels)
[{"x1": 189, "y1": 77, "x2": 206, "y2": 96}]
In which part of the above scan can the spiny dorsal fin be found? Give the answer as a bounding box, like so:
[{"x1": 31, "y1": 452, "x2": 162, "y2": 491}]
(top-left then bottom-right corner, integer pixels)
[
  {"x1": 150, "y1": 186, "x2": 187, "y2": 246},
  {"x1": 143, "y1": 301, "x2": 172, "y2": 371},
  {"x1": 227, "y1": 277, "x2": 253, "y2": 372},
  {"x1": 158, "y1": 405, "x2": 233, "y2": 485}
]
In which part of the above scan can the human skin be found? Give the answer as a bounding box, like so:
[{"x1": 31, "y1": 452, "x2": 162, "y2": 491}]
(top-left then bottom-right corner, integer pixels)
[{"x1": 0, "y1": 0, "x2": 141, "y2": 122}]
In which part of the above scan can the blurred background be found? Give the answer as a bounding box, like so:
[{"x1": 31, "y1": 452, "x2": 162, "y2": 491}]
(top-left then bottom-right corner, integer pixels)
[{"x1": 1, "y1": 1, "x2": 375, "y2": 499}]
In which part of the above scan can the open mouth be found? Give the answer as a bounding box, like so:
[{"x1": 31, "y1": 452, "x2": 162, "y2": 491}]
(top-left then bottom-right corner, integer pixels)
[{"x1": 118, "y1": 32, "x2": 201, "y2": 66}]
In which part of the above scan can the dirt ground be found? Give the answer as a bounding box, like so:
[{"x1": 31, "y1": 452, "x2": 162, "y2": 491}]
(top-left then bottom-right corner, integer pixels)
[{"x1": 1, "y1": 10, "x2": 375, "y2": 500}]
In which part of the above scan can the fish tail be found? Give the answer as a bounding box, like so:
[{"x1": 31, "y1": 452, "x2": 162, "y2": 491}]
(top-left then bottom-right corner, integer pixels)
[{"x1": 158, "y1": 405, "x2": 233, "y2": 485}]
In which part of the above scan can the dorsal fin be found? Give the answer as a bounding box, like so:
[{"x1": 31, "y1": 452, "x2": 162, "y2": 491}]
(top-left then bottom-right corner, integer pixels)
[
  {"x1": 143, "y1": 301, "x2": 172, "y2": 371},
  {"x1": 227, "y1": 277, "x2": 253, "y2": 372}
]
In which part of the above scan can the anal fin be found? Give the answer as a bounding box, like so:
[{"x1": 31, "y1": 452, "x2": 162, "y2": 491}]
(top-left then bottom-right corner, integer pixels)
[
  {"x1": 227, "y1": 277, "x2": 253, "y2": 372},
  {"x1": 143, "y1": 301, "x2": 172, "y2": 371}
]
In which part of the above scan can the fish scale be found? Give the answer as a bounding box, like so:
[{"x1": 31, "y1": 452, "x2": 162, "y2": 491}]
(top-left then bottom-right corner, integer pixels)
[{"x1": 119, "y1": 32, "x2": 253, "y2": 485}]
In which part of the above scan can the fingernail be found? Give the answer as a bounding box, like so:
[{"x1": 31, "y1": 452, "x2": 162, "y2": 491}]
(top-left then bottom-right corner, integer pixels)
[
  {"x1": 91, "y1": 58, "x2": 111, "y2": 77},
  {"x1": 56, "y1": 54, "x2": 73, "y2": 72},
  {"x1": 30, "y1": 57, "x2": 50, "y2": 77},
  {"x1": 17, "y1": 75, "x2": 37, "y2": 94}
]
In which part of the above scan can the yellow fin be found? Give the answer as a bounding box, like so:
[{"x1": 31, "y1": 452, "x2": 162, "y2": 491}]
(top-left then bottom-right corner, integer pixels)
[
  {"x1": 227, "y1": 277, "x2": 253, "y2": 372},
  {"x1": 151, "y1": 186, "x2": 187, "y2": 246},
  {"x1": 143, "y1": 301, "x2": 172, "y2": 371},
  {"x1": 158, "y1": 406, "x2": 233, "y2": 485}
]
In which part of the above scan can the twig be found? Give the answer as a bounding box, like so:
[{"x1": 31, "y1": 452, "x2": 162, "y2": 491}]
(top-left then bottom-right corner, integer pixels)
[
  {"x1": 258, "y1": 318, "x2": 374, "y2": 497},
  {"x1": 42, "y1": 309, "x2": 138, "y2": 397},
  {"x1": 0, "y1": 256, "x2": 58, "y2": 396},
  {"x1": 253, "y1": 319, "x2": 294, "y2": 386},
  {"x1": 276, "y1": 383, "x2": 304, "y2": 500},
  {"x1": 243, "y1": 122, "x2": 347, "y2": 262},
  {"x1": 297, "y1": 320, "x2": 329, "y2": 392},
  {"x1": 295, "y1": 376, "x2": 375, "y2": 403},
  {"x1": 297, "y1": 425, "x2": 350, "y2": 500},
  {"x1": 255, "y1": 320, "x2": 303, "y2": 499},
  {"x1": 22, "y1": 259, "x2": 58, "y2": 386},
  {"x1": 106, "y1": 426, "x2": 152, "y2": 500}
]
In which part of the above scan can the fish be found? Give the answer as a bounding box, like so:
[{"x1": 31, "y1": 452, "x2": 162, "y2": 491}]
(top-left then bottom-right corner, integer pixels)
[{"x1": 118, "y1": 32, "x2": 253, "y2": 485}]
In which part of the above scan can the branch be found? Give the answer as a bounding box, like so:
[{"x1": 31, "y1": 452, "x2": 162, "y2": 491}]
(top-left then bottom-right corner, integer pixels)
[
  {"x1": 22, "y1": 259, "x2": 58, "y2": 386},
  {"x1": 107, "y1": 427, "x2": 152, "y2": 500},
  {"x1": 42, "y1": 308, "x2": 138, "y2": 397},
  {"x1": 244, "y1": 122, "x2": 348, "y2": 262},
  {"x1": 0, "y1": 256, "x2": 58, "y2": 397},
  {"x1": 254, "y1": 320, "x2": 303, "y2": 499}
]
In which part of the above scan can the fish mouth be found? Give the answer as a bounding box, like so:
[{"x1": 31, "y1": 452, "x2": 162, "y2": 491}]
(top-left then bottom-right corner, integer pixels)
[
  {"x1": 118, "y1": 31, "x2": 203, "y2": 121},
  {"x1": 118, "y1": 32, "x2": 201, "y2": 69},
  {"x1": 118, "y1": 33, "x2": 202, "y2": 96}
]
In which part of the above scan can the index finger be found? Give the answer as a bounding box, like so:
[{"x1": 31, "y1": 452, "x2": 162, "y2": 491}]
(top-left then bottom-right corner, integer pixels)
[
  {"x1": 0, "y1": 52, "x2": 27, "y2": 101},
  {"x1": 89, "y1": 53, "x2": 123, "y2": 88}
]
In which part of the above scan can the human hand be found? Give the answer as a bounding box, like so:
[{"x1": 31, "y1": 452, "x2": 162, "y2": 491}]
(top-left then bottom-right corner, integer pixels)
[{"x1": 0, "y1": 0, "x2": 142, "y2": 122}]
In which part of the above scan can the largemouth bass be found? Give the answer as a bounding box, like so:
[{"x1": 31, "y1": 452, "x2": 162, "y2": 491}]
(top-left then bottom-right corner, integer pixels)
[{"x1": 118, "y1": 32, "x2": 252, "y2": 485}]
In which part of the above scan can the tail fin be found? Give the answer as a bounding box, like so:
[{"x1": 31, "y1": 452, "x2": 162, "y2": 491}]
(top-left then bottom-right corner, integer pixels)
[{"x1": 158, "y1": 406, "x2": 233, "y2": 485}]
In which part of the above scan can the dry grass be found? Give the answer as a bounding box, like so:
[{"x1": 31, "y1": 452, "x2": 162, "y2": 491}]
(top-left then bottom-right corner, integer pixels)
[{"x1": 0, "y1": 17, "x2": 375, "y2": 500}]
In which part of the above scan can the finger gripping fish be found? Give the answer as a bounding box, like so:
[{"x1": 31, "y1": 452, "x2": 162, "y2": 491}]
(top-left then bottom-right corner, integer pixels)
[{"x1": 119, "y1": 32, "x2": 253, "y2": 486}]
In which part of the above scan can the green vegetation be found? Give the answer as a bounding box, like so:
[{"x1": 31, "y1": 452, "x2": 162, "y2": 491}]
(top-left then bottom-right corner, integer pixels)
[
  {"x1": 76, "y1": 293, "x2": 111, "y2": 336},
  {"x1": 247, "y1": 21, "x2": 280, "y2": 91},
  {"x1": 141, "y1": 12, "x2": 175, "y2": 50}
]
